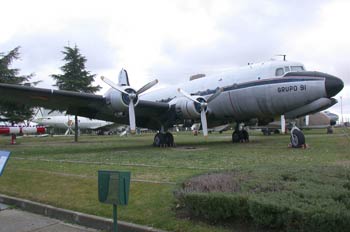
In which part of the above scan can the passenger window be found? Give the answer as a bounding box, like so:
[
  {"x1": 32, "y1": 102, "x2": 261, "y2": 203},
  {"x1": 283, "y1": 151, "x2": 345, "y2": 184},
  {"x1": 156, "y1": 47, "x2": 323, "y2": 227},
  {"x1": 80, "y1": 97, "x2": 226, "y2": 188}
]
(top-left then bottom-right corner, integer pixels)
[
  {"x1": 291, "y1": 66, "x2": 304, "y2": 71},
  {"x1": 275, "y1": 68, "x2": 284, "y2": 76},
  {"x1": 284, "y1": 66, "x2": 290, "y2": 72}
]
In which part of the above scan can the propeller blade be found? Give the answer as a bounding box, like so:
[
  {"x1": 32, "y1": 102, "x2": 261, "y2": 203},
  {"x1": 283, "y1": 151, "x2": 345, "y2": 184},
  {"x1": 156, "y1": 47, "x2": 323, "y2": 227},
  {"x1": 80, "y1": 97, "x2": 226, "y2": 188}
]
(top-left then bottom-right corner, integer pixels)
[
  {"x1": 137, "y1": 79, "x2": 158, "y2": 95},
  {"x1": 48, "y1": 109, "x2": 55, "y2": 115},
  {"x1": 177, "y1": 88, "x2": 200, "y2": 104},
  {"x1": 201, "y1": 110, "x2": 208, "y2": 137},
  {"x1": 101, "y1": 76, "x2": 129, "y2": 95},
  {"x1": 129, "y1": 101, "x2": 136, "y2": 134},
  {"x1": 207, "y1": 88, "x2": 223, "y2": 103}
]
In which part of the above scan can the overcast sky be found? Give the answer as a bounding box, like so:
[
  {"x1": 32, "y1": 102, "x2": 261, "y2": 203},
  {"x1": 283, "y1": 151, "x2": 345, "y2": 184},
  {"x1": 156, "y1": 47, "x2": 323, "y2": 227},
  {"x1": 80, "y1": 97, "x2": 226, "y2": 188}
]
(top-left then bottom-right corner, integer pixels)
[{"x1": 1, "y1": 0, "x2": 349, "y2": 118}]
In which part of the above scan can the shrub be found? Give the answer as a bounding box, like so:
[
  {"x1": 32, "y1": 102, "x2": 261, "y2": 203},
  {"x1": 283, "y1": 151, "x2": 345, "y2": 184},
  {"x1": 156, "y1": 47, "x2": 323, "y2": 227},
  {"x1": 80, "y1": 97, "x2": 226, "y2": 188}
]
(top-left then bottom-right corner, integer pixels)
[
  {"x1": 175, "y1": 166, "x2": 350, "y2": 231},
  {"x1": 177, "y1": 192, "x2": 249, "y2": 222}
]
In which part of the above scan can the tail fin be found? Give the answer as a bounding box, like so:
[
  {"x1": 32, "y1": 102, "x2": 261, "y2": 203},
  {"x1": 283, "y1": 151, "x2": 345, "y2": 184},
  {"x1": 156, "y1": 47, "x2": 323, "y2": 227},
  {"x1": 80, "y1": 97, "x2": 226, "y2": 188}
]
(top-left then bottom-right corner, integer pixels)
[
  {"x1": 34, "y1": 107, "x2": 44, "y2": 117},
  {"x1": 118, "y1": 69, "x2": 130, "y2": 86}
]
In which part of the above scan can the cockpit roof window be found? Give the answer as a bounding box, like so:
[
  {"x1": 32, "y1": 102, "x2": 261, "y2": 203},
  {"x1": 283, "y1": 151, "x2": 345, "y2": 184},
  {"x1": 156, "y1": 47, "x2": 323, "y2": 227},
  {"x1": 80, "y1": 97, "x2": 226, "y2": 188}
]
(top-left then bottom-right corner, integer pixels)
[
  {"x1": 275, "y1": 68, "x2": 284, "y2": 76},
  {"x1": 291, "y1": 66, "x2": 304, "y2": 72}
]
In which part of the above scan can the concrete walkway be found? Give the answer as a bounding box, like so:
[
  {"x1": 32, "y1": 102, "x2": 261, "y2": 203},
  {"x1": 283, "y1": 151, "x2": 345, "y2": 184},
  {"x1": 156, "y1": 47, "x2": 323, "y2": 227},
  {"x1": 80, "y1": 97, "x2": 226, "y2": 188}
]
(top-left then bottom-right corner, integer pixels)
[
  {"x1": 0, "y1": 203, "x2": 99, "y2": 232},
  {"x1": 0, "y1": 194, "x2": 165, "y2": 232}
]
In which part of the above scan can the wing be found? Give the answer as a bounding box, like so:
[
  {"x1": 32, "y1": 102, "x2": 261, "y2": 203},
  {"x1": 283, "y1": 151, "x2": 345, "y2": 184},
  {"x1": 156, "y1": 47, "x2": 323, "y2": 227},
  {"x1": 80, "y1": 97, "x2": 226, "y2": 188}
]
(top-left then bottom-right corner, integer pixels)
[{"x1": 0, "y1": 83, "x2": 170, "y2": 130}]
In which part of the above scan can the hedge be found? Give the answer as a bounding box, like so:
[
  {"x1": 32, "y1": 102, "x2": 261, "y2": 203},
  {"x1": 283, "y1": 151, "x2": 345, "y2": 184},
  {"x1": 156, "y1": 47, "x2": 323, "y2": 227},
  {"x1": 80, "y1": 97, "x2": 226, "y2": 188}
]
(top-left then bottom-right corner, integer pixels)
[
  {"x1": 176, "y1": 192, "x2": 350, "y2": 231},
  {"x1": 175, "y1": 165, "x2": 350, "y2": 231}
]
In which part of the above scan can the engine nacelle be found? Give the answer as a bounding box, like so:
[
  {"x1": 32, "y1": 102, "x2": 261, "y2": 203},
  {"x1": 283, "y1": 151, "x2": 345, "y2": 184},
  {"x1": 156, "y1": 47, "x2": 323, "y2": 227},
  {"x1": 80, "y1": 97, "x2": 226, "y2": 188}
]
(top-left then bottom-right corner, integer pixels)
[
  {"x1": 105, "y1": 88, "x2": 139, "y2": 112},
  {"x1": 285, "y1": 98, "x2": 337, "y2": 119},
  {"x1": 172, "y1": 96, "x2": 206, "y2": 119}
]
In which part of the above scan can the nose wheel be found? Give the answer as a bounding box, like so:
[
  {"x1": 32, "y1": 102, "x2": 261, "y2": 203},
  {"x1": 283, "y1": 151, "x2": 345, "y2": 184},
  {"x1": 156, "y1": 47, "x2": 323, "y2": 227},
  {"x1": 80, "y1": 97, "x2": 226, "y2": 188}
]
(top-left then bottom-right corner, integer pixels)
[{"x1": 290, "y1": 127, "x2": 306, "y2": 148}]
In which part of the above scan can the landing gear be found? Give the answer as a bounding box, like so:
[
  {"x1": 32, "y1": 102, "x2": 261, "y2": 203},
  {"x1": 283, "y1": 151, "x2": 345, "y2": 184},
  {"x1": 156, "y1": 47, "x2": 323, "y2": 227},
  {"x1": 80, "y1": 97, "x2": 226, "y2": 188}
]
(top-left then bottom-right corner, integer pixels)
[
  {"x1": 327, "y1": 126, "x2": 334, "y2": 134},
  {"x1": 290, "y1": 127, "x2": 305, "y2": 148},
  {"x1": 153, "y1": 132, "x2": 175, "y2": 147},
  {"x1": 232, "y1": 123, "x2": 249, "y2": 143}
]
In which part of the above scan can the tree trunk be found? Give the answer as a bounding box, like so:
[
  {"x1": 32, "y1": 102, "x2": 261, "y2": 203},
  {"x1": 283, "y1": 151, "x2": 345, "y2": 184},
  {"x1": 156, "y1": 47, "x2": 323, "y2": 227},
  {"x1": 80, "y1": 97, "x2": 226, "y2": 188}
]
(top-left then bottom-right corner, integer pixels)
[{"x1": 74, "y1": 114, "x2": 79, "y2": 142}]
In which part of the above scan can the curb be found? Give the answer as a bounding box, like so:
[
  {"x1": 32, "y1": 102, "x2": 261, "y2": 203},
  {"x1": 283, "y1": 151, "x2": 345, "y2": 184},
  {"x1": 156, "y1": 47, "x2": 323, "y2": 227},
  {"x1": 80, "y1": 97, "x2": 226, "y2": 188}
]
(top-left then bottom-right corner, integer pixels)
[{"x1": 0, "y1": 194, "x2": 166, "y2": 232}]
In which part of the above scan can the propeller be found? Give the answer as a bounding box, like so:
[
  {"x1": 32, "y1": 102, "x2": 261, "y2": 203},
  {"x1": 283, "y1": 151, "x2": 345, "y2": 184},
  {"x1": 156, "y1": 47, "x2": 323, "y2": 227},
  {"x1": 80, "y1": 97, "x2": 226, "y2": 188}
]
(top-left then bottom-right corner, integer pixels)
[
  {"x1": 101, "y1": 74, "x2": 158, "y2": 134},
  {"x1": 177, "y1": 88, "x2": 223, "y2": 137}
]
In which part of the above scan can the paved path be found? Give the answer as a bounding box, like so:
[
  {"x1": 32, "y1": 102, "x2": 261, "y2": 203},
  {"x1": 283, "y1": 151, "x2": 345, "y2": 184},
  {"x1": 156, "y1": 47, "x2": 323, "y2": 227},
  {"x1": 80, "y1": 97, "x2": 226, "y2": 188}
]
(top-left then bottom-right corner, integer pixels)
[{"x1": 0, "y1": 203, "x2": 99, "y2": 232}]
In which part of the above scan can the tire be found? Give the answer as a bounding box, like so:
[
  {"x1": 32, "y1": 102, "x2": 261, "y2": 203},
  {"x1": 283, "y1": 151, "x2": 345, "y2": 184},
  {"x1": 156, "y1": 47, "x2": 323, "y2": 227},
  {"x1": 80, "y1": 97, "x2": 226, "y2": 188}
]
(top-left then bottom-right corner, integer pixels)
[
  {"x1": 153, "y1": 133, "x2": 165, "y2": 147},
  {"x1": 290, "y1": 129, "x2": 305, "y2": 148},
  {"x1": 232, "y1": 132, "x2": 240, "y2": 143},
  {"x1": 165, "y1": 132, "x2": 174, "y2": 147},
  {"x1": 327, "y1": 126, "x2": 334, "y2": 134},
  {"x1": 242, "y1": 130, "x2": 249, "y2": 142}
]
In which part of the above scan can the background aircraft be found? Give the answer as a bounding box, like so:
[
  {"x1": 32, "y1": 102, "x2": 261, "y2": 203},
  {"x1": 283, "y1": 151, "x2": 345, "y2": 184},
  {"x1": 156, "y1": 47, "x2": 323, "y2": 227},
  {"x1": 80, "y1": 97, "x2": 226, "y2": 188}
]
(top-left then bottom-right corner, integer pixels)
[
  {"x1": 258, "y1": 111, "x2": 338, "y2": 135},
  {"x1": 33, "y1": 108, "x2": 114, "y2": 135},
  {"x1": 0, "y1": 126, "x2": 46, "y2": 144},
  {"x1": 191, "y1": 123, "x2": 230, "y2": 135},
  {"x1": 0, "y1": 58, "x2": 344, "y2": 148}
]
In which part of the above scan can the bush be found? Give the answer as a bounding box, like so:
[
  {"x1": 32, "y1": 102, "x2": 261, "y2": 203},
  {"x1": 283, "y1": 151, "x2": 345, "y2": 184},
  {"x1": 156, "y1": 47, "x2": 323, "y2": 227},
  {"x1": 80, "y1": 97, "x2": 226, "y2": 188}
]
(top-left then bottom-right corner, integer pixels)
[
  {"x1": 177, "y1": 192, "x2": 350, "y2": 231},
  {"x1": 175, "y1": 166, "x2": 350, "y2": 231},
  {"x1": 177, "y1": 192, "x2": 249, "y2": 222}
]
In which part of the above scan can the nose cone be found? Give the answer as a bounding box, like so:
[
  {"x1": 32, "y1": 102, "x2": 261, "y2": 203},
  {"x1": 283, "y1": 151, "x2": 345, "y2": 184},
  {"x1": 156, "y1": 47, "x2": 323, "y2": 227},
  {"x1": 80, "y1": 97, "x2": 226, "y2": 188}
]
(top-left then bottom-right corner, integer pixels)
[{"x1": 325, "y1": 75, "x2": 344, "y2": 98}]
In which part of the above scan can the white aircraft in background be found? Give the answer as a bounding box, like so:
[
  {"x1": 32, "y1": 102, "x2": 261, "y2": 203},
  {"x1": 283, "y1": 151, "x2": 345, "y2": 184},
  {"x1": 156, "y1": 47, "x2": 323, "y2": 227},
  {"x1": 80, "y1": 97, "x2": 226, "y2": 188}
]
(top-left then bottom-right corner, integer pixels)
[
  {"x1": 191, "y1": 123, "x2": 230, "y2": 135},
  {"x1": 257, "y1": 111, "x2": 338, "y2": 135},
  {"x1": 0, "y1": 57, "x2": 344, "y2": 148},
  {"x1": 32, "y1": 109, "x2": 114, "y2": 135}
]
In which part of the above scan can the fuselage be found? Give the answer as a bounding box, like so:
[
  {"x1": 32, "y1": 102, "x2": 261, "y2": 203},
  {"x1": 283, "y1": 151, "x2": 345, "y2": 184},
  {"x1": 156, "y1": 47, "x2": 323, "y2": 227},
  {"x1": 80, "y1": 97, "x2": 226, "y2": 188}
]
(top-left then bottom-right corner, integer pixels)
[
  {"x1": 141, "y1": 60, "x2": 343, "y2": 123},
  {"x1": 33, "y1": 115, "x2": 113, "y2": 129}
]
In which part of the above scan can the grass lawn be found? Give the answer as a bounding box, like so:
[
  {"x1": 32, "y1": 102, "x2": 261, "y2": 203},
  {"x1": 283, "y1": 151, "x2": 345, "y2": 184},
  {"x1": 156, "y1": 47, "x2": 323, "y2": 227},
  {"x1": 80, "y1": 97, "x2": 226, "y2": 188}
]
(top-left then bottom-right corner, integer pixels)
[{"x1": 0, "y1": 128, "x2": 350, "y2": 231}]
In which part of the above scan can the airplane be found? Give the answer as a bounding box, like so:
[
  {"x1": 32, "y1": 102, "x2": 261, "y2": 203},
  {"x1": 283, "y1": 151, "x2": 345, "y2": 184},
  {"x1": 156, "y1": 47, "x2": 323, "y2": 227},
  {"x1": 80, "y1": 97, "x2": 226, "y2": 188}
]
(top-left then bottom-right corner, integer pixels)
[
  {"x1": 32, "y1": 110, "x2": 114, "y2": 135},
  {"x1": 0, "y1": 58, "x2": 344, "y2": 148},
  {"x1": 0, "y1": 115, "x2": 8, "y2": 122},
  {"x1": 257, "y1": 111, "x2": 338, "y2": 135},
  {"x1": 191, "y1": 123, "x2": 230, "y2": 135},
  {"x1": 323, "y1": 111, "x2": 339, "y2": 125},
  {"x1": 0, "y1": 126, "x2": 46, "y2": 144}
]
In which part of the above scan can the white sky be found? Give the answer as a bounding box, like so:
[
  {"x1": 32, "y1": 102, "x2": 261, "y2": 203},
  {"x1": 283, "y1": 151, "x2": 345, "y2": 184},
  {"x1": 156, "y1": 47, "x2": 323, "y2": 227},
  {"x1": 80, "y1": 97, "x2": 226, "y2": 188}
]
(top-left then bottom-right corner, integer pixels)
[{"x1": 0, "y1": 0, "x2": 349, "y2": 117}]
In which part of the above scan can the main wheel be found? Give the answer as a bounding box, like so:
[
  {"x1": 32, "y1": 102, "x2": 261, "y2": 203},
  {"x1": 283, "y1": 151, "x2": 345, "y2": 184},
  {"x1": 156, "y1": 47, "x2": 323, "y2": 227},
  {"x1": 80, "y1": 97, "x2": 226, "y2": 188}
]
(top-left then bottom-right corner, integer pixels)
[
  {"x1": 153, "y1": 133, "x2": 165, "y2": 147},
  {"x1": 165, "y1": 132, "x2": 174, "y2": 147},
  {"x1": 232, "y1": 131, "x2": 240, "y2": 143},
  {"x1": 290, "y1": 129, "x2": 305, "y2": 148},
  {"x1": 242, "y1": 129, "x2": 249, "y2": 142}
]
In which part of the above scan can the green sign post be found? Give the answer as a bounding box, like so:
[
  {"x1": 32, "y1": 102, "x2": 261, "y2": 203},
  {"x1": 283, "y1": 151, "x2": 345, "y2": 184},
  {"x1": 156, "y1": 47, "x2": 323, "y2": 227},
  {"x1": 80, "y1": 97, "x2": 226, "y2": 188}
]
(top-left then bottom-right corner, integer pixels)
[{"x1": 98, "y1": 170, "x2": 131, "y2": 232}]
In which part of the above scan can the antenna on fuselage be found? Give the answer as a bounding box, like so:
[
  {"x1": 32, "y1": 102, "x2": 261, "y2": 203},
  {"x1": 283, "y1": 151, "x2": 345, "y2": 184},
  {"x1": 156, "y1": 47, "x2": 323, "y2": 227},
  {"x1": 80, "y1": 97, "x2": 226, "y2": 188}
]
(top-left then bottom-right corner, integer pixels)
[{"x1": 275, "y1": 54, "x2": 287, "y2": 61}]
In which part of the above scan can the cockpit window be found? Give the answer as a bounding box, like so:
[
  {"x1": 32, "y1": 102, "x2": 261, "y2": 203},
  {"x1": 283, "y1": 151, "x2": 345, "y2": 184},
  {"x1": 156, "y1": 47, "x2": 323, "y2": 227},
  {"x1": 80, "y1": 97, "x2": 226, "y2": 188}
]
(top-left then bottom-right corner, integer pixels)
[
  {"x1": 291, "y1": 66, "x2": 304, "y2": 72},
  {"x1": 284, "y1": 66, "x2": 290, "y2": 72},
  {"x1": 275, "y1": 68, "x2": 284, "y2": 76}
]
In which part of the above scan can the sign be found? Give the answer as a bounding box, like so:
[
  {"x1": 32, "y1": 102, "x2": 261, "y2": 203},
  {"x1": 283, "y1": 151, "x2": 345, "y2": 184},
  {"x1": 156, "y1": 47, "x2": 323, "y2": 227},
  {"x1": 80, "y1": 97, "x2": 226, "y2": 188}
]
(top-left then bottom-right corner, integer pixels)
[
  {"x1": 98, "y1": 170, "x2": 131, "y2": 232},
  {"x1": 98, "y1": 170, "x2": 130, "y2": 205},
  {"x1": 0, "y1": 151, "x2": 11, "y2": 176}
]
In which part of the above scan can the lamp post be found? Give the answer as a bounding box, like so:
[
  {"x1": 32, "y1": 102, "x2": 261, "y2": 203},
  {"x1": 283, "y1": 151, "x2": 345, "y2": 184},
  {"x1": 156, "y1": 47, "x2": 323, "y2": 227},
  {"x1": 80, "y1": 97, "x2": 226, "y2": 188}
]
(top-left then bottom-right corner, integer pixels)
[{"x1": 340, "y1": 96, "x2": 344, "y2": 124}]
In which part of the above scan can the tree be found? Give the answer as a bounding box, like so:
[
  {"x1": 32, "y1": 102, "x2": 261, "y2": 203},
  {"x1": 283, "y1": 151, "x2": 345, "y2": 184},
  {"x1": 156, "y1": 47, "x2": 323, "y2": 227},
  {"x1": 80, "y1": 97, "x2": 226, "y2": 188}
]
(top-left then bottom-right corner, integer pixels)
[
  {"x1": 0, "y1": 47, "x2": 36, "y2": 124},
  {"x1": 52, "y1": 45, "x2": 101, "y2": 142}
]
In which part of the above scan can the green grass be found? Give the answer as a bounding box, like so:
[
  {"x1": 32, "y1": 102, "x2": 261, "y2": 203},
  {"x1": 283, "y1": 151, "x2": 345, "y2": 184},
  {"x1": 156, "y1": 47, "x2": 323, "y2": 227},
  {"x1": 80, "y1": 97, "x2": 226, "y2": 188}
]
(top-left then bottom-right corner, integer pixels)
[{"x1": 0, "y1": 129, "x2": 350, "y2": 231}]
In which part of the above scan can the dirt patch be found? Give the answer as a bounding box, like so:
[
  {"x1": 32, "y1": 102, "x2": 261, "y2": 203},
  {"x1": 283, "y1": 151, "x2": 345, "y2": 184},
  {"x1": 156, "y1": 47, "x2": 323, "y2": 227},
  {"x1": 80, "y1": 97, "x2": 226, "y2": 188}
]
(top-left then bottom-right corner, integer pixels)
[
  {"x1": 182, "y1": 171, "x2": 250, "y2": 193},
  {"x1": 172, "y1": 146, "x2": 208, "y2": 151}
]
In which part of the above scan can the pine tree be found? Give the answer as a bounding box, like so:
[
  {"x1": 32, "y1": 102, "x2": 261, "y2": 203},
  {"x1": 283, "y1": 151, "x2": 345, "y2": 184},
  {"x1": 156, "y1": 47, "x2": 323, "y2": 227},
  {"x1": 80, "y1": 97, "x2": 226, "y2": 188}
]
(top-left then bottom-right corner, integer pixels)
[
  {"x1": 52, "y1": 46, "x2": 101, "y2": 93},
  {"x1": 52, "y1": 45, "x2": 101, "y2": 141},
  {"x1": 0, "y1": 47, "x2": 35, "y2": 124}
]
